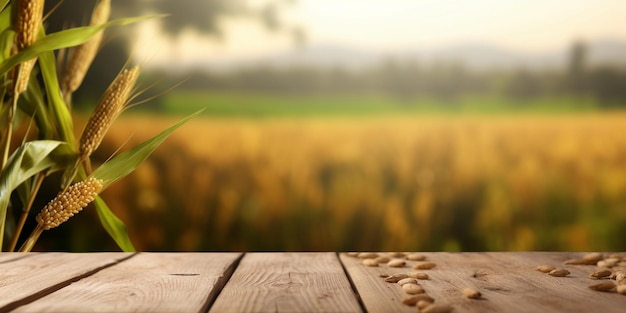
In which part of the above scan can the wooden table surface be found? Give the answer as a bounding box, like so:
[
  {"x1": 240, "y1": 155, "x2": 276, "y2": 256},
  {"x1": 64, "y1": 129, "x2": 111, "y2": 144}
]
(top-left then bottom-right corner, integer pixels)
[{"x1": 0, "y1": 252, "x2": 624, "y2": 312}]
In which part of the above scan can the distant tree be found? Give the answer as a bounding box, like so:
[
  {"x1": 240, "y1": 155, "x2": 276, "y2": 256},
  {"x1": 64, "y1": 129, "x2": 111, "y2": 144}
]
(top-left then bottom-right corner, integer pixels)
[
  {"x1": 506, "y1": 69, "x2": 543, "y2": 101},
  {"x1": 588, "y1": 67, "x2": 626, "y2": 106},
  {"x1": 43, "y1": 0, "x2": 301, "y2": 108},
  {"x1": 566, "y1": 40, "x2": 588, "y2": 95}
]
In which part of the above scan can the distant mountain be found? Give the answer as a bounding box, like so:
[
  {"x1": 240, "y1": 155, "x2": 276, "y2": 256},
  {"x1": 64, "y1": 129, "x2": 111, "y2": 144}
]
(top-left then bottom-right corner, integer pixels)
[
  {"x1": 252, "y1": 45, "x2": 381, "y2": 70},
  {"x1": 205, "y1": 39, "x2": 626, "y2": 72}
]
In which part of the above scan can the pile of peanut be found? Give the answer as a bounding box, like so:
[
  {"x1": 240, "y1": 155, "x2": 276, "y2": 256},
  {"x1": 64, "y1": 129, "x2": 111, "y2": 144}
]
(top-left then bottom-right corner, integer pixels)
[
  {"x1": 346, "y1": 252, "x2": 480, "y2": 313},
  {"x1": 537, "y1": 252, "x2": 626, "y2": 295}
]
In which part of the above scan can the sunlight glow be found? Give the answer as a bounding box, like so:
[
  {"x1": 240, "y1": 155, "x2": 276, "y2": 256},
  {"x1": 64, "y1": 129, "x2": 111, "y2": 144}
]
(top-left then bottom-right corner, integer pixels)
[{"x1": 133, "y1": 0, "x2": 626, "y2": 69}]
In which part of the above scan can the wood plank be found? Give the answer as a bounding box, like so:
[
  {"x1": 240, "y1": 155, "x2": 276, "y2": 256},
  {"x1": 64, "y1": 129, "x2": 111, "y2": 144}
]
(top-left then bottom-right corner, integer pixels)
[
  {"x1": 13, "y1": 252, "x2": 241, "y2": 313},
  {"x1": 339, "y1": 253, "x2": 419, "y2": 313},
  {"x1": 210, "y1": 252, "x2": 363, "y2": 313},
  {"x1": 341, "y1": 252, "x2": 626, "y2": 313},
  {"x1": 0, "y1": 253, "x2": 132, "y2": 313},
  {"x1": 0, "y1": 252, "x2": 37, "y2": 264}
]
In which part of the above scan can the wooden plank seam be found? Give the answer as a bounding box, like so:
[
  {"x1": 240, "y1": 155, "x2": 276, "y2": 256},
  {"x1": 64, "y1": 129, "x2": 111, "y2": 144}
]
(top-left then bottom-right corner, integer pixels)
[
  {"x1": 201, "y1": 252, "x2": 246, "y2": 313},
  {"x1": 336, "y1": 252, "x2": 368, "y2": 313}
]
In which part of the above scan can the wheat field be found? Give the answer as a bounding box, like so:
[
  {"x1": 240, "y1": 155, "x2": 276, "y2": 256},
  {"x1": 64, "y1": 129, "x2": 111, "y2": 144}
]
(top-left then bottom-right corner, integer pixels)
[{"x1": 89, "y1": 112, "x2": 626, "y2": 251}]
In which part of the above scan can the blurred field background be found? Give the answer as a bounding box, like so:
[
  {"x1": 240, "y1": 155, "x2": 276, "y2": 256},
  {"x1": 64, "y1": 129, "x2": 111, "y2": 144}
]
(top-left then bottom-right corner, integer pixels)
[{"x1": 32, "y1": 0, "x2": 626, "y2": 251}]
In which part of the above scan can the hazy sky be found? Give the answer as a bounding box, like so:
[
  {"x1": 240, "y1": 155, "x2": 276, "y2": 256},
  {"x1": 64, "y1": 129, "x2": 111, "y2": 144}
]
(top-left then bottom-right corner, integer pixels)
[{"x1": 134, "y1": 0, "x2": 626, "y2": 68}]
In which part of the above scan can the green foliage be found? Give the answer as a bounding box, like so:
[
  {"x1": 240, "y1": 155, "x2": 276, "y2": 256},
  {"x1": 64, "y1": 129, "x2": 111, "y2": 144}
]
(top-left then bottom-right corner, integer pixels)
[
  {"x1": 0, "y1": 141, "x2": 67, "y2": 247},
  {"x1": 92, "y1": 111, "x2": 201, "y2": 187},
  {"x1": 93, "y1": 196, "x2": 134, "y2": 252},
  {"x1": 0, "y1": 1, "x2": 190, "y2": 252},
  {"x1": 160, "y1": 90, "x2": 600, "y2": 118}
]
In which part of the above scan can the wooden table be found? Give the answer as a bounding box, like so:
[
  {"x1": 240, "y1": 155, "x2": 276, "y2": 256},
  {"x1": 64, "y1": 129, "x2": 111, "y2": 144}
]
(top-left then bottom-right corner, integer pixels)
[{"x1": 0, "y1": 252, "x2": 624, "y2": 312}]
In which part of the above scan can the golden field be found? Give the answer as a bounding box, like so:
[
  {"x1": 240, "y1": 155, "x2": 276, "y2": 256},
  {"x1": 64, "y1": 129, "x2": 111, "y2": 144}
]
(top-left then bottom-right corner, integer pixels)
[{"x1": 79, "y1": 113, "x2": 626, "y2": 251}]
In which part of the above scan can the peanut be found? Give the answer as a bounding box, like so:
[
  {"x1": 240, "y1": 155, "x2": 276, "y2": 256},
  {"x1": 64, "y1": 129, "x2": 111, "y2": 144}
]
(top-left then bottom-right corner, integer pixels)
[
  {"x1": 397, "y1": 278, "x2": 418, "y2": 286},
  {"x1": 402, "y1": 283, "x2": 425, "y2": 295},
  {"x1": 408, "y1": 272, "x2": 430, "y2": 280},
  {"x1": 387, "y1": 252, "x2": 407, "y2": 258},
  {"x1": 548, "y1": 269, "x2": 570, "y2": 277},
  {"x1": 536, "y1": 265, "x2": 556, "y2": 273},
  {"x1": 357, "y1": 252, "x2": 379, "y2": 259},
  {"x1": 406, "y1": 253, "x2": 427, "y2": 261},
  {"x1": 588, "y1": 281, "x2": 616, "y2": 292},
  {"x1": 401, "y1": 294, "x2": 434, "y2": 306},
  {"x1": 362, "y1": 259, "x2": 378, "y2": 267},
  {"x1": 384, "y1": 273, "x2": 409, "y2": 283},
  {"x1": 589, "y1": 269, "x2": 612, "y2": 280},
  {"x1": 462, "y1": 287, "x2": 482, "y2": 299},
  {"x1": 414, "y1": 262, "x2": 437, "y2": 270},
  {"x1": 387, "y1": 259, "x2": 406, "y2": 268},
  {"x1": 374, "y1": 256, "x2": 391, "y2": 264}
]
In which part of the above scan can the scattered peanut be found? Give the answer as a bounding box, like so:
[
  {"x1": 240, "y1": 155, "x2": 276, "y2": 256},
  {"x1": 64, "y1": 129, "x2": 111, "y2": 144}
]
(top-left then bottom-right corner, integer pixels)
[
  {"x1": 598, "y1": 258, "x2": 620, "y2": 268},
  {"x1": 406, "y1": 253, "x2": 427, "y2": 261},
  {"x1": 589, "y1": 269, "x2": 612, "y2": 280},
  {"x1": 374, "y1": 256, "x2": 391, "y2": 264},
  {"x1": 583, "y1": 252, "x2": 604, "y2": 262},
  {"x1": 402, "y1": 283, "x2": 425, "y2": 295},
  {"x1": 588, "y1": 281, "x2": 616, "y2": 292},
  {"x1": 387, "y1": 252, "x2": 407, "y2": 258},
  {"x1": 408, "y1": 272, "x2": 430, "y2": 280},
  {"x1": 617, "y1": 285, "x2": 626, "y2": 295},
  {"x1": 397, "y1": 278, "x2": 418, "y2": 286},
  {"x1": 357, "y1": 252, "x2": 379, "y2": 259},
  {"x1": 362, "y1": 259, "x2": 378, "y2": 267},
  {"x1": 384, "y1": 273, "x2": 409, "y2": 283},
  {"x1": 414, "y1": 262, "x2": 437, "y2": 270},
  {"x1": 462, "y1": 287, "x2": 482, "y2": 299},
  {"x1": 564, "y1": 258, "x2": 590, "y2": 265},
  {"x1": 565, "y1": 252, "x2": 603, "y2": 265},
  {"x1": 536, "y1": 265, "x2": 556, "y2": 273},
  {"x1": 402, "y1": 294, "x2": 434, "y2": 306},
  {"x1": 387, "y1": 259, "x2": 406, "y2": 268},
  {"x1": 614, "y1": 271, "x2": 625, "y2": 283},
  {"x1": 548, "y1": 269, "x2": 570, "y2": 277},
  {"x1": 417, "y1": 300, "x2": 434, "y2": 310}
]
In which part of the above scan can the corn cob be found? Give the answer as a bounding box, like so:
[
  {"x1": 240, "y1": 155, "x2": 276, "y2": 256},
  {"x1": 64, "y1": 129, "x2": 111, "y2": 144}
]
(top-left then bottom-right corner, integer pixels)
[
  {"x1": 36, "y1": 177, "x2": 103, "y2": 230},
  {"x1": 62, "y1": 0, "x2": 111, "y2": 97},
  {"x1": 79, "y1": 66, "x2": 140, "y2": 159}
]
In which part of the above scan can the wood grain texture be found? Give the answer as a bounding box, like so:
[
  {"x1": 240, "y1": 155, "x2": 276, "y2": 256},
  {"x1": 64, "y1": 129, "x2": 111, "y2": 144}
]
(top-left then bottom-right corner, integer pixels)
[
  {"x1": 209, "y1": 252, "x2": 362, "y2": 313},
  {"x1": 339, "y1": 253, "x2": 418, "y2": 313},
  {"x1": 13, "y1": 252, "x2": 241, "y2": 313},
  {"x1": 340, "y1": 252, "x2": 626, "y2": 313},
  {"x1": 0, "y1": 252, "x2": 37, "y2": 264},
  {"x1": 0, "y1": 253, "x2": 131, "y2": 312}
]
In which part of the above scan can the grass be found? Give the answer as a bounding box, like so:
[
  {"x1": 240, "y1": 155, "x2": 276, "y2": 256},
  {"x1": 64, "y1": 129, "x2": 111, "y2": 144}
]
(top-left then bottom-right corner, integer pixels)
[{"x1": 157, "y1": 90, "x2": 602, "y2": 118}]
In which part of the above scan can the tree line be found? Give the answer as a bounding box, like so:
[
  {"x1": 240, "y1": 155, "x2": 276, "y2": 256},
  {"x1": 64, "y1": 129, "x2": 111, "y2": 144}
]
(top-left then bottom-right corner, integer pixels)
[{"x1": 166, "y1": 41, "x2": 626, "y2": 107}]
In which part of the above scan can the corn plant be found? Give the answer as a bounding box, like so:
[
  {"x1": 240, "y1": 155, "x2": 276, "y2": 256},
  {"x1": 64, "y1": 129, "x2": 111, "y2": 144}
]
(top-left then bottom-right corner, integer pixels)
[{"x1": 0, "y1": 0, "x2": 196, "y2": 252}]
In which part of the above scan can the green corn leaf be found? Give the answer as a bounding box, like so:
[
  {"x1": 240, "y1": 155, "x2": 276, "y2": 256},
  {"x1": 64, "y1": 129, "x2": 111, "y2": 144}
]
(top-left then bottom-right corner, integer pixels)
[
  {"x1": 0, "y1": 5, "x2": 13, "y2": 65},
  {"x1": 0, "y1": 140, "x2": 66, "y2": 248},
  {"x1": 90, "y1": 111, "x2": 201, "y2": 251},
  {"x1": 92, "y1": 110, "x2": 202, "y2": 187},
  {"x1": 0, "y1": 15, "x2": 163, "y2": 75},
  {"x1": 0, "y1": 2, "x2": 10, "y2": 30},
  {"x1": 93, "y1": 196, "x2": 135, "y2": 252},
  {"x1": 39, "y1": 48, "x2": 75, "y2": 144},
  {"x1": 19, "y1": 71, "x2": 54, "y2": 139}
]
